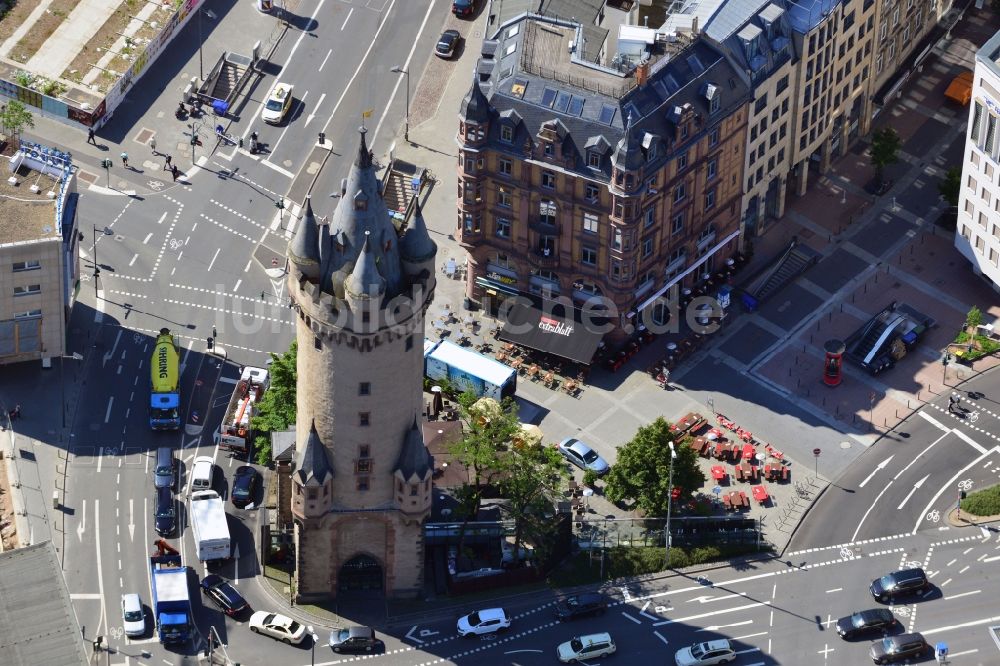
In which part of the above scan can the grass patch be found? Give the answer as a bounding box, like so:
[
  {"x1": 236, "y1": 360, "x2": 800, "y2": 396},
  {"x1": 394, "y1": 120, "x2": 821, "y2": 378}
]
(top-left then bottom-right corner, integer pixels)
[
  {"x1": 10, "y1": 0, "x2": 81, "y2": 63},
  {"x1": 548, "y1": 544, "x2": 770, "y2": 587},
  {"x1": 960, "y1": 484, "x2": 1000, "y2": 517}
]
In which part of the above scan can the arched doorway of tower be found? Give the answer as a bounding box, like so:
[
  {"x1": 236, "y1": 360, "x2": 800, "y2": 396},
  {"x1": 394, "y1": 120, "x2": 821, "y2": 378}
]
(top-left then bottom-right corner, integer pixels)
[{"x1": 338, "y1": 554, "x2": 383, "y2": 592}]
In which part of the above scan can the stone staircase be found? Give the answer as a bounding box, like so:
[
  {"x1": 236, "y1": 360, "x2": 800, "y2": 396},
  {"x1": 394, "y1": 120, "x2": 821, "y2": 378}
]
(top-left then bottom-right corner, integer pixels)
[{"x1": 741, "y1": 240, "x2": 820, "y2": 309}]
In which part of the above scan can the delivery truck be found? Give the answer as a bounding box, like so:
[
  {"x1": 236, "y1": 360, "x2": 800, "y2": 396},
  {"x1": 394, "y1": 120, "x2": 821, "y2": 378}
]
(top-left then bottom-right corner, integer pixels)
[
  {"x1": 424, "y1": 339, "x2": 516, "y2": 400},
  {"x1": 189, "y1": 490, "x2": 231, "y2": 562},
  {"x1": 150, "y1": 542, "x2": 192, "y2": 644}
]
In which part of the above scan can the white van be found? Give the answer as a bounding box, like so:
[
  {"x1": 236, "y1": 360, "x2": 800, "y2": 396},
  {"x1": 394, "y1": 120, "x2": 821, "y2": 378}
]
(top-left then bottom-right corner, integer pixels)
[{"x1": 190, "y1": 456, "x2": 215, "y2": 492}]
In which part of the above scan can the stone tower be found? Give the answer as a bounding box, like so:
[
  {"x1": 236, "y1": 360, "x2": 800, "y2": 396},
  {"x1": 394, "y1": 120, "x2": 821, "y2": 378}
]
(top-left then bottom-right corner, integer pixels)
[{"x1": 286, "y1": 128, "x2": 437, "y2": 601}]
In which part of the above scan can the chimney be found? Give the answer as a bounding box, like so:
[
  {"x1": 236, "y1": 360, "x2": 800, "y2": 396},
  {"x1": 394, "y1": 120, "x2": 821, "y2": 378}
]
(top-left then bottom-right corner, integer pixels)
[{"x1": 635, "y1": 61, "x2": 650, "y2": 87}]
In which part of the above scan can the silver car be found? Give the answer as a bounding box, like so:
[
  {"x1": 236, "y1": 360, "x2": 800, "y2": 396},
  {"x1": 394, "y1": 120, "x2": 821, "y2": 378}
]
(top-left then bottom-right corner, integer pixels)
[{"x1": 556, "y1": 438, "x2": 610, "y2": 475}]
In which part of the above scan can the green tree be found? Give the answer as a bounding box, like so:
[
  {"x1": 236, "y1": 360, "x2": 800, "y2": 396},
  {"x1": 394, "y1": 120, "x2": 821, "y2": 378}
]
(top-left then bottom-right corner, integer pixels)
[
  {"x1": 966, "y1": 306, "x2": 983, "y2": 332},
  {"x1": 870, "y1": 127, "x2": 902, "y2": 188},
  {"x1": 250, "y1": 341, "x2": 297, "y2": 465},
  {"x1": 604, "y1": 417, "x2": 706, "y2": 517},
  {"x1": 447, "y1": 394, "x2": 520, "y2": 517},
  {"x1": 0, "y1": 101, "x2": 34, "y2": 144},
  {"x1": 938, "y1": 167, "x2": 961, "y2": 208},
  {"x1": 496, "y1": 442, "x2": 567, "y2": 563}
]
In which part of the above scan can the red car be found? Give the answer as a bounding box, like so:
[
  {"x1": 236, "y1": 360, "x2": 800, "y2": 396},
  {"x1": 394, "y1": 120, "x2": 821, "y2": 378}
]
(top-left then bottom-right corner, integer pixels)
[{"x1": 452, "y1": 0, "x2": 475, "y2": 17}]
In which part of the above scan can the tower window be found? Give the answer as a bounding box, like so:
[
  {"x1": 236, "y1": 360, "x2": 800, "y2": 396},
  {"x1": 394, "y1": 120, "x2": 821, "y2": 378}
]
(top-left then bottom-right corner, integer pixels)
[
  {"x1": 362, "y1": 311, "x2": 370, "y2": 323},
  {"x1": 314, "y1": 336, "x2": 322, "y2": 351},
  {"x1": 356, "y1": 459, "x2": 373, "y2": 473},
  {"x1": 357, "y1": 477, "x2": 369, "y2": 491},
  {"x1": 359, "y1": 382, "x2": 371, "y2": 395},
  {"x1": 307, "y1": 488, "x2": 318, "y2": 499},
  {"x1": 359, "y1": 412, "x2": 370, "y2": 427},
  {"x1": 359, "y1": 444, "x2": 370, "y2": 458},
  {"x1": 405, "y1": 335, "x2": 414, "y2": 351},
  {"x1": 410, "y1": 484, "x2": 419, "y2": 496}
]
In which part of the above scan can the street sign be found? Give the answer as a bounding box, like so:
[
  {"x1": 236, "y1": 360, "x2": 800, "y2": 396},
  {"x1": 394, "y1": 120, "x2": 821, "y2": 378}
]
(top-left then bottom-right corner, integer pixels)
[
  {"x1": 712, "y1": 486, "x2": 722, "y2": 496},
  {"x1": 813, "y1": 448, "x2": 821, "y2": 457}
]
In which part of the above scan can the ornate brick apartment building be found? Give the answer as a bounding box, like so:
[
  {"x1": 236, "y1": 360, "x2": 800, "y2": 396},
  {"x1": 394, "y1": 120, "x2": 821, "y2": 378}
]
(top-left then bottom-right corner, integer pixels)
[{"x1": 456, "y1": 15, "x2": 750, "y2": 340}]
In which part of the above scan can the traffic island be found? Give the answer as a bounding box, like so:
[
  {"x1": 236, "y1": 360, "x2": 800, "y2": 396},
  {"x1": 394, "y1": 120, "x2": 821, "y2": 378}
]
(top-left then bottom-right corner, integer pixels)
[{"x1": 947, "y1": 483, "x2": 1000, "y2": 527}]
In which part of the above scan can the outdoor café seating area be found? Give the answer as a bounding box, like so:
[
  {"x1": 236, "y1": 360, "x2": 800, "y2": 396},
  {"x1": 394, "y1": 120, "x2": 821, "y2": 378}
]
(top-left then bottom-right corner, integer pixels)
[
  {"x1": 495, "y1": 342, "x2": 587, "y2": 397},
  {"x1": 673, "y1": 411, "x2": 792, "y2": 512}
]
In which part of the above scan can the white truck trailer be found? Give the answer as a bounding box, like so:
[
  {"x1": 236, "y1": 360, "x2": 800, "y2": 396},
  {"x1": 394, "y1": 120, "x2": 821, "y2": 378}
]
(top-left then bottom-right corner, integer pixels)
[{"x1": 189, "y1": 490, "x2": 231, "y2": 562}]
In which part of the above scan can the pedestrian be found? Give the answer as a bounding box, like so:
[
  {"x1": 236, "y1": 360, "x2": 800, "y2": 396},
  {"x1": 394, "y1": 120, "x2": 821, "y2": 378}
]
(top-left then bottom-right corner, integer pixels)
[
  {"x1": 120, "y1": 152, "x2": 129, "y2": 168},
  {"x1": 164, "y1": 154, "x2": 172, "y2": 169},
  {"x1": 149, "y1": 137, "x2": 157, "y2": 155},
  {"x1": 171, "y1": 164, "x2": 178, "y2": 182},
  {"x1": 948, "y1": 395, "x2": 959, "y2": 413},
  {"x1": 87, "y1": 128, "x2": 96, "y2": 145}
]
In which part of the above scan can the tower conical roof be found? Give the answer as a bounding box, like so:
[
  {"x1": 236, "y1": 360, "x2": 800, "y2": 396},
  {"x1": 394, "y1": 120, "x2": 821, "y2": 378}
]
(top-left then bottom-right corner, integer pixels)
[
  {"x1": 395, "y1": 416, "x2": 432, "y2": 481},
  {"x1": 288, "y1": 195, "x2": 321, "y2": 278},
  {"x1": 460, "y1": 76, "x2": 491, "y2": 124},
  {"x1": 345, "y1": 231, "x2": 386, "y2": 299},
  {"x1": 399, "y1": 197, "x2": 437, "y2": 263},
  {"x1": 319, "y1": 128, "x2": 402, "y2": 298},
  {"x1": 612, "y1": 112, "x2": 644, "y2": 172},
  {"x1": 295, "y1": 421, "x2": 333, "y2": 485}
]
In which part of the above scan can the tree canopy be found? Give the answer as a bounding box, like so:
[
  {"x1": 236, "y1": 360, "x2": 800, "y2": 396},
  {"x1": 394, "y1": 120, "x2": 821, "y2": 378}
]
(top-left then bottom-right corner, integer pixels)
[
  {"x1": 604, "y1": 417, "x2": 706, "y2": 517},
  {"x1": 251, "y1": 340, "x2": 297, "y2": 465},
  {"x1": 496, "y1": 441, "x2": 567, "y2": 561},
  {"x1": 938, "y1": 166, "x2": 961, "y2": 208},
  {"x1": 870, "y1": 127, "x2": 902, "y2": 187},
  {"x1": 0, "y1": 101, "x2": 34, "y2": 142}
]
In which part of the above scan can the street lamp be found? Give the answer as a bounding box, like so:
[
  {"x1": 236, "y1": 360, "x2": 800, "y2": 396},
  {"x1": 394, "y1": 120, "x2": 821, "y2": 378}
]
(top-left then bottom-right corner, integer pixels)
[
  {"x1": 664, "y1": 441, "x2": 677, "y2": 569},
  {"x1": 308, "y1": 626, "x2": 318, "y2": 666},
  {"x1": 390, "y1": 65, "x2": 410, "y2": 142}
]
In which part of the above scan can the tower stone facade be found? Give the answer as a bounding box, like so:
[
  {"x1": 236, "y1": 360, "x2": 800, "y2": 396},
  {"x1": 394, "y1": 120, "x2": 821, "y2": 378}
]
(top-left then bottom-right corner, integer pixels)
[{"x1": 286, "y1": 128, "x2": 437, "y2": 601}]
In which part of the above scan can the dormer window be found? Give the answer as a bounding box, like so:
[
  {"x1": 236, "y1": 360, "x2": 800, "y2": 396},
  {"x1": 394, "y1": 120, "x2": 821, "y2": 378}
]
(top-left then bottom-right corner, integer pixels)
[
  {"x1": 354, "y1": 192, "x2": 368, "y2": 211},
  {"x1": 544, "y1": 142, "x2": 554, "y2": 157},
  {"x1": 500, "y1": 125, "x2": 513, "y2": 143},
  {"x1": 587, "y1": 151, "x2": 601, "y2": 169}
]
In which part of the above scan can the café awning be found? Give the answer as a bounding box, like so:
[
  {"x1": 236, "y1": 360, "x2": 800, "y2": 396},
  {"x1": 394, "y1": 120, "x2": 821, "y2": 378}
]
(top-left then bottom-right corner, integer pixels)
[{"x1": 497, "y1": 299, "x2": 605, "y2": 364}]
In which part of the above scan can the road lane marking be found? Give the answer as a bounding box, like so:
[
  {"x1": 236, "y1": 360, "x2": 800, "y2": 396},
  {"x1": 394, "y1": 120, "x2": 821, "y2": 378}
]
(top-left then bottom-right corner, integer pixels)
[
  {"x1": 947, "y1": 649, "x2": 979, "y2": 658},
  {"x1": 825, "y1": 588, "x2": 842, "y2": 593},
  {"x1": 652, "y1": 602, "x2": 767, "y2": 627},
  {"x1": 699, "y1": 620, "x2": 753, "y2": 631},
  {"x1": 858, "y1": 455, "x2": 894, "y2": 488},
  {"x1": 940, "y1": 578, "x2": 952, "y2": 586},
  {"x1": 104, "y1": 397, "x2": 114, "y2": 423},
  {"x1": 983, "y1": 555, "x2": 1000, "y2": 563},
  {"x1": 654, "y1": 631, "x2": 669, "y2": 645},
  {"x1": 918, "y1": 410, "x2": 950, "y2": 432},
  {"x1": 621, "y1": 612, "x2": 641, "y2": 624},
  {"x1": 911, "y1": 445, "x2": 998, "y2": 534},
  {"x1": 896, "y1": 474, "x2": 929, "y2": 510},
  {"x1": 943, "y1": 590, "x2": 980, "y2": 600},
  {"x1": 340, "y1": 6, "x2": 353, "y2": 29},
  {"x1": 981, "y1": 527, "x2": 991, "y2": 538},
  {"x1": 952, "y1": 428, "x2": 987, "y2": 454},
  {"x1": 733, "y1": 631, "x2": 768, "y2": 640},
  {"x1": 207, "y1": 248, "x2": 220, "y2": 272},
  {"x1": 318, "y1": 48, "x2": 332, "y2": 71},
  {"x1": 921, "y1": 614, "x2": 1000, "y2": 636},
  {"x1": 70, "y1": 593, "x2": 102, "y2": 599}
]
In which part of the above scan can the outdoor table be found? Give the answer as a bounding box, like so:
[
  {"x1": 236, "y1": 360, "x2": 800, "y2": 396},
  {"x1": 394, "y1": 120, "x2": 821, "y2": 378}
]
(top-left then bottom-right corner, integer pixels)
[
  {"x1": 738, "y1": 491, "x2": 749, "y2": 508},
  {"x1": 692, "y1": 436, "x2": 709, "y2": 456},
  {"x1": 752, "y1": 486, "x2": 769, "y2": 504},
  {"x1": 708, "y1": 427, "x2": 724, "y2": 439},
  {"x1": 722, "y1": 493, "x2": 733, "y2": 511},
  {"x1": 713, "y1": 442, "x2": 730, "y2": 459},
  {"x1": 742, "y1": 443, "x2": 755, "y2": 460},
  {"x1": 710, "y1": 465, "x2": 726, "y2": 482},
  {"x1": 763, "y1": 463, "x2": 775, "y2": 480},
  {"x1": 542, "y1": 372, "x2": 555, "y2": 386},
  {"x1": 528, "y1": 364, "x2": 540, "y2": 378},
  {"x1": 738, "y1": 462, "x2": 753, "y2": 482},
  {"x1": 511, "y1": 357, "x2": 524, "y2": 370}
]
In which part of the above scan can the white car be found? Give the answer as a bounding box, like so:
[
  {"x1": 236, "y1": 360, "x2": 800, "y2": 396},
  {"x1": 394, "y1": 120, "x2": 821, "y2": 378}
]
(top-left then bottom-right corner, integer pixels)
[
  {"x1": 556, "y1": 632, "x2": 616, "y2": 662},
  {"x1": 456, "y1": 607, "x2": 511, "y2": 636},
  {"x1": 121, "y1": 593, "x2": 145, "y2": 637},
  {"x1": 675, "y1": 639, "x2": 736, "y2": 665},
  {"x1": 249, "y1": 611, "x2": 307, "y2": 644},
  {"x1": 261, "y1": 82, "x2": 294, "y2": 124}
]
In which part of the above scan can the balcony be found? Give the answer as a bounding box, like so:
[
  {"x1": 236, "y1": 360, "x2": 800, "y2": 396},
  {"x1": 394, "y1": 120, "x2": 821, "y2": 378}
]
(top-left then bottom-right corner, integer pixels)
[
  {"x1": 532, "y1": 246, "x2": 559, "y2": 267},
  {"x1": 529, "y1": 217, "x2": 560, "y2": 234},
  {"x1": 696, "y1": 230, "x2": 717, "y2": 251}
]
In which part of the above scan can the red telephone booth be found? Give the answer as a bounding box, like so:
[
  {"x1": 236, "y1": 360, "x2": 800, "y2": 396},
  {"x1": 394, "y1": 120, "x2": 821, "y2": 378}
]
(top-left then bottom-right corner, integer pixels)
[{"x1": 823, "y1": 339, "x2": 846, "y2": 387}]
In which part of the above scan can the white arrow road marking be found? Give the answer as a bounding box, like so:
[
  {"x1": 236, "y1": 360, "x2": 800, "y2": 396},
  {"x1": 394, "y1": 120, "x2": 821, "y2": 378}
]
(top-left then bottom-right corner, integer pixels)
[
  {"x1": 639, "y1": 600, "x2": 661, "y2": 621},
  {"x1": 687, "y1": 592, "x2": 746, "y2": 604},
  {"x1": 404, "y1": 626, "x2": 424, "y2": 644},
  {"x1": 102, "y1": 330, "x2": 123, "y2": 367},
  {"x1": 858, "y1": 455, "x2": 894, "y2": 488},
  {"x1": 128, "y1": 499, "x2": 134, "y2": 540},
  {"x1": 76, "y1": 499, "x2": 86, "y2": 542},
  {"x1": 305, "y1": 93, "x2": 327, "y2": 126},
  {"x1": 896, "y1": 474, "x2": 929, "y2": 510},
  {"x1": 653, "y1": 601, "x2": 767, "y2": 627},
  {"x1": 698, "y1": 619, "x2": 753, "y2": 632}
]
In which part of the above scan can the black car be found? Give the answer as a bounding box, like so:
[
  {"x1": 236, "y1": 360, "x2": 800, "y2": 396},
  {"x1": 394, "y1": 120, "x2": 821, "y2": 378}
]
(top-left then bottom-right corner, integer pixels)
[
  {"x1": 329, "y1": 626, "x2": 379, "y2": 653},
  {"x1": 154, "y1": 487, "x2": 176, "y2": 537},
  {"x1": 554, "y1": 592, "x2": 608, "y2": 621},
  {"x1": 836, "y1": 608, "x2": 898, "y2": 639},
  {"x1": 870, "y1": 632, "x2": 929, "y2": 664},
  {"x1": 452, "y1": 0, "x2": 475, "y2": 17},
  {"x1": 231, "y1": 466, "x2": 259, "y2": 509},
  {"x1": 435, "y1": 30, "x2": 461, "y2": 59},
  {"x1": 870, "y1": 568, "x2": 929, "y2": 603},
  {"x1": 201, "y1": 574, "x2": 250, "y2": 617}
]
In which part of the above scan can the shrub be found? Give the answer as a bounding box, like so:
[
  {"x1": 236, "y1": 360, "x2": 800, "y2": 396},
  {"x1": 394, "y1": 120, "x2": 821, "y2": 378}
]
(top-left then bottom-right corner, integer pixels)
[{"x1": 960, "y1": 484, "x2": 1000, "y2": 517}]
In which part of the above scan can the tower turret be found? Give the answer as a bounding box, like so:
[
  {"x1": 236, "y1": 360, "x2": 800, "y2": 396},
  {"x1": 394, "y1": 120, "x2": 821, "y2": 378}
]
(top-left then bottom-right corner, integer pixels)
[
  {"x1": 288, "y1": 195, "x2": 321, "y2": 281},
  {"x1": 399, "y1": 198, "x2": 437, "y2": 280}
]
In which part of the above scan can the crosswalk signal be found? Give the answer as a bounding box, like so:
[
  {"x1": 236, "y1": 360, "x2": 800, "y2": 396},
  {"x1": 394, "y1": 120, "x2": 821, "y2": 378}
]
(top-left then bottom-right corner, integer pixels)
[
  {"x1": 960, "y1": 490, "x2": 967, "y2": 500},
  {"x1": 207, "y1": 337, "x2": 214, "y2": 350}
]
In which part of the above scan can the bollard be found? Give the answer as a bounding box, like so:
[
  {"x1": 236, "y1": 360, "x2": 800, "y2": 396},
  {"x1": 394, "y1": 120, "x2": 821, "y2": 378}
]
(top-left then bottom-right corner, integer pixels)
[{"x1": 52, "y1": 491, "x2": 59, "y2": 509}]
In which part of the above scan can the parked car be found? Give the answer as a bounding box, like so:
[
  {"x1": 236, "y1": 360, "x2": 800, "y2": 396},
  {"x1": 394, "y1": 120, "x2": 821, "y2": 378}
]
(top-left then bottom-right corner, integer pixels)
[
  {"x1": 556, "y1": 632, "x2": 616, "y2": 663},
  {"x1": 553, "y1": 592, "x2": 608, "y2": 621},
  {"x1": 675, "y1": 639, "x2": 736, "y2": 666},
  {"x1": 231, "y1": 466, "x2": 259, "y2": 509},
  {"x1": 154, "y1": 486, "x2": 176, "y2": 537},
  {"x1": 836, "y1": 608, "x2": 898, "y2": 639},
  {"x1": 870, "y1": 568, "x2": 929, "y2": 603},
  {"x1": 457, "y1": 608, "x2": 511, "y2": 637},
  {"x1": 329, "y1": 626, "x2": 379, "y2": 653},
  {"x1": 556, "y1": 438, "x2": 609, "y2": 475},
  {"x1": 452, "y1": 0, "x2": 475, "y2": 17},
  {"x1": 200, "y1": 574, "x2": 250, "y2": 617},
  {"x1": 121, "y1": 593, "x2": 145, "y2": 637},
  {"x1": 870, "y1": 632, "x2": 930, "y2": 664},
  {"x1": 154, "y1": 446, "x2": 176, "y2": 489},
  {"x1": 435, "y1": 30, "x2": 461, "y2": 58},
  {"x1": 249, "y1": 611, "x2": 306, "y2": 644},
  {"x1": 190, "y1": 455, "x2": 215, "y2": 491},
  {"x1": 261, "y1": 82, "x2": 294, "y2": 125}
]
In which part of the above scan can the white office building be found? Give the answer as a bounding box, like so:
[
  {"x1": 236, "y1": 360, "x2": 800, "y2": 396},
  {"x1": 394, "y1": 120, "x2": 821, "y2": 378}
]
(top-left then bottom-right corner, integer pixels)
[{"x1": 956, "y1": 28, "x2": 1000, "y2": 289}]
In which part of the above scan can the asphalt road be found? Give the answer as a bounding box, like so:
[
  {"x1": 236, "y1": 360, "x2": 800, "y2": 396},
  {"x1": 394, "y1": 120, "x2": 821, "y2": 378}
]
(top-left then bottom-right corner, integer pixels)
[{"x1": 790, "y1": 370, "x2": 1000, "y2": 550}]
